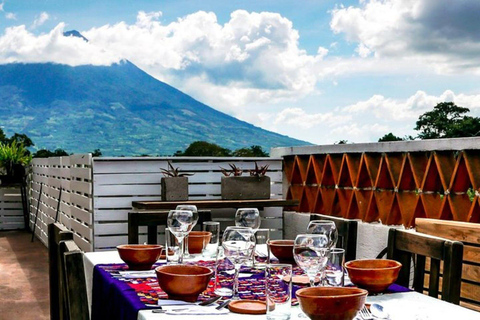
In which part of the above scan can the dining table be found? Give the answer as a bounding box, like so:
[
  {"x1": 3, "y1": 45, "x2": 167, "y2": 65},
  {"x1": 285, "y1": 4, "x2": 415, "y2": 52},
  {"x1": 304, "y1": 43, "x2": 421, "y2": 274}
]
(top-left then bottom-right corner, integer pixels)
[{"x1": 83, "y1": 251, "x2": 480, "y2": 320}]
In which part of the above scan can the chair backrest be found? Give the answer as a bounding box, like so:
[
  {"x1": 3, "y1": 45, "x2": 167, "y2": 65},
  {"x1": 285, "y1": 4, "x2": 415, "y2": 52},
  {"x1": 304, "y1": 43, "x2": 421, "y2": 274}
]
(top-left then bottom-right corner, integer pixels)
[
  {"x1": 48, "y1": 222, "x2": 73, "y2": 320},
  {"x1": 59, "y1": 240, "x2": 89, "y2": 320},
  {"x1": 128, "y1": 210, "x2": 212, "y2": 244},
  {"x1": 309, "y1": 213, "x2": 358, "y2": 261},
  {"x1": 386, "y1": 228, "x2": 463, "y2": 304},
  {"x1": 128, "y1": 211, "x2": 169, "y2": 244},
  {"x1": 416, "y1": 218, "x2": 480, "y2": 311}
]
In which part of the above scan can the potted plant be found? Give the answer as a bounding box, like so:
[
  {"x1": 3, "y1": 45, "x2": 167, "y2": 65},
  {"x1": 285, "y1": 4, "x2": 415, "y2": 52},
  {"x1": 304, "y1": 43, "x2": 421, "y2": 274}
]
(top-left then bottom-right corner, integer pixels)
[
  {"x1": 160, "y1": 161, "x2": 192, "y2": 201},
  {"x1": 0, "y1": 141, "x2": 31, "y2": 185},
  {"x1": 220, "y1": 162, "x2": 271, "y2": 200}
]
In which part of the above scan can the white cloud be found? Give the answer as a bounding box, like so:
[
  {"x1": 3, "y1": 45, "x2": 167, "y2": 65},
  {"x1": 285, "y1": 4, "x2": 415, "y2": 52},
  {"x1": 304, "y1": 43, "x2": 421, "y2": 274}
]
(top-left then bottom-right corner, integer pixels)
[
  {"x1": 0, "y1": 23, "x2": 121, "y2": 65},
  {"x1": 82, "y1": 10, "x2": 327, "y2": 103},
  {"x1": 0, "y1": 2, "x2": 4, "y2": 11},
  {"x1": 32, "y1": 12, "x2": 49, "y2": 29},
  {"x1": 274, "y1": 108, "x2": 351, "y2": 129},
  {"x1": 330, "y1": 0, "x2": 480, "y2": 74},
  {"x1": 5, "y1": 12, "x2": 15, "y2": 20}
]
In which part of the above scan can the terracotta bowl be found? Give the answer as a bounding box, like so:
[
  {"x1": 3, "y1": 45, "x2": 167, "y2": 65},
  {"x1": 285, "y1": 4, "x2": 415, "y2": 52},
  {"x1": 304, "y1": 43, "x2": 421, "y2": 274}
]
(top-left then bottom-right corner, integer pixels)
[
  {"x1": 267, "y1": 239, "x2": 295, "y2": 262},
  {"x1": 187, "y1": 231, "x2": 212, "y2": 254},
  {"x1": 345, "y1": 259, "x2": 402, "y2": 293},
  {"x1": 296, "y1": 287, "x2": 368, "y2": 320},
  {"x1": 155, "y1": 265, "x2": 213, "y2": 302},
  {"x1": 116, "y1": 244, "x2": 163, "y2": 270}
]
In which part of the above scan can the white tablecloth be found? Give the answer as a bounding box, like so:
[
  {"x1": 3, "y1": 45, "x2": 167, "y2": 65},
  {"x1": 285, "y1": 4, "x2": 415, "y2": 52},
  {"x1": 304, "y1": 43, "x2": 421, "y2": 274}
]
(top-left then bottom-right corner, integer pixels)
[{"x1": 84, "y1": 251, "x2": 480, "y2": 320}]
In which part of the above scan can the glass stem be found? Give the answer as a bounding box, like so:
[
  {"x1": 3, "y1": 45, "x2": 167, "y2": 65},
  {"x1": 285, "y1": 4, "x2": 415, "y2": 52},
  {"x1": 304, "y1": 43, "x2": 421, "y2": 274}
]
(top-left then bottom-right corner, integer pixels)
[
  {"x1": 309, "y1": 275, "x2": 316, "y2": 287},
  {"x1": 178, "y1": 237, "x2": 185, "y2": 264},
  {"x1": 233, "y1": 265, "x2": 240, "y2": 300}
]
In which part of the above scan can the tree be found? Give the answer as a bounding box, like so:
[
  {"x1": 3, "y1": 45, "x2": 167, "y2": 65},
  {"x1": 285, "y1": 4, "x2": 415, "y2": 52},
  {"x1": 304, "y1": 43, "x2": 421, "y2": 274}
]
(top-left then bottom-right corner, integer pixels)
[
  {"x1": 0, "y1": 128, "x2": 7, "y2": 144},
  {"x1": 378, "y1": 133, "x2": 404, "y2": 142},
  {"x1": 232, "y1": 145, "x2": 269, "y2": 157},
  {"x1": 414, "y1": 102, "x2": 480, "y2": 139},
  {"x1": 175, "y1": 141, "x2": 232, "y2": 156},
  {"x1": 92, "y1": 149, "x2": 102, "y2": 157},
  {"x1": 8, "y1": 133, "x2": 34, "y2": 148},
  {"x1": 33, "y1": 148, "x2": 69, "y2": 158}
]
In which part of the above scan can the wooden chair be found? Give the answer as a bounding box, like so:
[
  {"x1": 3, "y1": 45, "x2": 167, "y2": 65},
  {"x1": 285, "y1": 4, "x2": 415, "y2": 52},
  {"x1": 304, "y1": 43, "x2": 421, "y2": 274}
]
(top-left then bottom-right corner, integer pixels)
[
  {"x1": 128, "y1": 210, "x2": 212, "y2": 244},
  {"x1": 59, "y1": 240, "x2": 89, "y2": 320},
  {"x1": 309, "y1": 213, "x2": 358, "y2": 261},
  {"x1": 48, "y1": 222, "x2": 73, "y2": 320},
  {"x1": 387, "y1": 228, "x2": 463, "y2": 304}
]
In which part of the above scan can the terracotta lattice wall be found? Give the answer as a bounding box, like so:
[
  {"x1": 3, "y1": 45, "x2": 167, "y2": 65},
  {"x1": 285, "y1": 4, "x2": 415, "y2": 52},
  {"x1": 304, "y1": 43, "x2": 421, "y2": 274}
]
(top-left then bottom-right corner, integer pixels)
[{"x1": 282, "y1": 150, "x2": 480, "y2": 227}]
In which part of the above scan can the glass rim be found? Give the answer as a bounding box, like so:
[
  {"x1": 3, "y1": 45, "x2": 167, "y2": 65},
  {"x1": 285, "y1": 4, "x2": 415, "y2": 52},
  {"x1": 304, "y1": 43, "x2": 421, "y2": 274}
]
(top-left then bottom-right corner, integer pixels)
[
  {"x1": 266, "y1": 263, "x2": 293, "y2": 268},
  {"x1": 330, "y1": 248, "x2": 345, "y2": 253},
  {"x1": 203, "y1": 221, "x2": 220, "y2": 225}
]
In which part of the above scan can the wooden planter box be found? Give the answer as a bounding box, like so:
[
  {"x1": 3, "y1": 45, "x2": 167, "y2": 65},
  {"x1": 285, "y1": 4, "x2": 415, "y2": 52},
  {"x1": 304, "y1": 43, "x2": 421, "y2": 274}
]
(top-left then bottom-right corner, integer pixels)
[
  {"x1": 161, "y1": 177, "x2": 188, "y2": 201},
  {"x1": 221, "y1": 176, "x2": 271, "y2": 200}
]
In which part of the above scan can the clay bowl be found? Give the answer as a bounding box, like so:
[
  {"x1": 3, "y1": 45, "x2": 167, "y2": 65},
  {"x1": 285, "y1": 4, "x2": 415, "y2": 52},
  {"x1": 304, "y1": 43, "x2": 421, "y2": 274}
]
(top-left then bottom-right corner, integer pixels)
[
  {"x1": 116, "y1": 244, "x2": 163, "y2": 270},
  {"x1": 345, "y1": 259, "x2": 402, "y2": 293},
  {"x1": 267, "y1": 239, "x2": 295, "y2": 262},
  {"x1": 296, "y1": 287, "x2": 368, "y2": 320},
  {"x1": 187, "y1": 231, "x2": 212, "y2": 254},
  {"x1": 155, "y1": 265, "x2": 213, "y2": 302}
]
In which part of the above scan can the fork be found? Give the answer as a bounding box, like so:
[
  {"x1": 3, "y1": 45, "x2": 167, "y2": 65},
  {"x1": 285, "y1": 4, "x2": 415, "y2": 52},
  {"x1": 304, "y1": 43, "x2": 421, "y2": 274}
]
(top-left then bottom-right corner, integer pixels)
[{"x1": 359, "y1": 305, "x2": 373, "y2": 320}]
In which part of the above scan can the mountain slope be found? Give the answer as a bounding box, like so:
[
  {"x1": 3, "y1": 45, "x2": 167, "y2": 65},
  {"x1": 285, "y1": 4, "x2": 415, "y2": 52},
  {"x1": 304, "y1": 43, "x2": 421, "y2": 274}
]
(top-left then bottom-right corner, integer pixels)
[{"x1": 0, "y1": 61, "x2": 309, "y2": 156}]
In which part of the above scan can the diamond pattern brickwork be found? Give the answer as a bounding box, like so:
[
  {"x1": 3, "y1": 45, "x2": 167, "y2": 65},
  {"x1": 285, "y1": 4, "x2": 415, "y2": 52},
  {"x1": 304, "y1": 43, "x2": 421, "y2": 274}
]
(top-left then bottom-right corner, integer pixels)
[{"x1": 285, "y1": 151, "x2": 480, "y2": 227}]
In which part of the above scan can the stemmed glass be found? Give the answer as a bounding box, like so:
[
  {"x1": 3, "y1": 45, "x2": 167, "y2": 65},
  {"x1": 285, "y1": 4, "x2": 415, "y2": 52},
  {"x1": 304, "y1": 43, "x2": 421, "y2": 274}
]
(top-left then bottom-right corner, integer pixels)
[
  {"x1": 293, "y1": 234, "x2": 330, "y2": 287},
  {"x1": 167, "y1": 209, "x2": 195, "y2": 264},
  {"x1": 235, "y1": 208, "x2": 261, "y2": 232},
  {"x1": 307, "y1": 220, "x2": 338, "y2": 249},
  {"x1": 222, "y1": 226, "x2": 256, "y2": 300},
  {"x1": 307, "y1": 220, "x2": 338, "y2": 285},
  {"x1": 176, "y1": 205, "x2": 198, "y2": 257}
]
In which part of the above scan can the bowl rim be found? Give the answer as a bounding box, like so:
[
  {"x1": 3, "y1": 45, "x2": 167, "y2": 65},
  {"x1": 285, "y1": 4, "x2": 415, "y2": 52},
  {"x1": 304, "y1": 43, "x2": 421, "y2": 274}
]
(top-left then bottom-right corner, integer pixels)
[
  {"x1": 155, "y1": 264, "x2": 213, "y2": 276},
  {"x1": 116, "y1": 244, "x2": 163, "y2": 250},
  {"x1": 296, "y1": 287, "x2": 368, "y2": 299},
  {"x1": 345, "y1": 259, "x2": 402, "y2": 271},
  {"x1": 188, "y1": 231, "x2": 212, "y2": 237},
  {"x1": 267, "y1": 239, "x2": 295, "y2": 246}
]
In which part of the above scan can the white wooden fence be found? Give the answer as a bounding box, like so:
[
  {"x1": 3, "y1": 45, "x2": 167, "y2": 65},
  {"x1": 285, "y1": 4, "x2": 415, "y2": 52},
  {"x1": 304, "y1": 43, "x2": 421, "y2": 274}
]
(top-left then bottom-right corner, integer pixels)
[
  {"x1": 0, "y1": 187, "x2": 24, "y2": 230},
  {"x1": 29, "y1": 156, "x2": 284, "y2": 251}
]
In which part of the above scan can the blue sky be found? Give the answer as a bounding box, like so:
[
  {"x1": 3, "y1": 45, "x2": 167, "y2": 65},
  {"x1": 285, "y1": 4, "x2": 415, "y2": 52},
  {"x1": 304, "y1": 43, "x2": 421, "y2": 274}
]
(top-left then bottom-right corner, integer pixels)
[{"x1": 1, "y1": 0, "x2": 480, "y2": 145}]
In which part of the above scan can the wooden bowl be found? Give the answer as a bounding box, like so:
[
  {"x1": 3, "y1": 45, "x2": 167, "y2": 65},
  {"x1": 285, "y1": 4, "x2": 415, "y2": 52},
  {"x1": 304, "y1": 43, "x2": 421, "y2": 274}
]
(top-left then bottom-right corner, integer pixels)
[
  {"x1": 155, "y1": 265, "x2": 213, "y2": 302},
  {"x1": 345, "y1": 259, "x2": 402, "y2": 293},
  {"x1": 267, "y1": 239, "x2": 294, "y2": 262},
  {"x1": 116, "y1": 244, "x2": 163, "y2": 270},
  {"x1": 296, "y1": 287, "x2": 368, "y2": 320},
  {"x1": 187, "y1": 231, "x2": 212, "y2": 254}
]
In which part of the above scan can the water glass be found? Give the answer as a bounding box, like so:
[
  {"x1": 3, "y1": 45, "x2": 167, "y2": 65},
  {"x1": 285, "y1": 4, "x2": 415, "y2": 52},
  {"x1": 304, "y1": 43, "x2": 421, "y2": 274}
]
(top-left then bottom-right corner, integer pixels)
[
  {"x1": 325, "y1": 248, "x2": 345, "y2": 287},
  {"x1": 214, "y1": 246, "x2": 234, "y2": 297},
  {"x1": 165, "y1": 228, "x2": 179, "y2": 264},
  {"x1": 255, "y1": 228, "x2": 270, "y2": 264},
  {"x1": 202, "y1": 221, "x2": 220, "y2": 258},
  {"x1": 266, "y1": 264, "x2": 292, "y2": 320}
]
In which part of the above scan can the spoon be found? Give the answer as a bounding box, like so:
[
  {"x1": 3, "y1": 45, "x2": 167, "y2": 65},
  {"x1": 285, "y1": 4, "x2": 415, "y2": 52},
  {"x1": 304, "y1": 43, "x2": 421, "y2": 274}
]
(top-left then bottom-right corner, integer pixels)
[{"x1": 371, "y1": 303, "x2": 389, "y2": 319}]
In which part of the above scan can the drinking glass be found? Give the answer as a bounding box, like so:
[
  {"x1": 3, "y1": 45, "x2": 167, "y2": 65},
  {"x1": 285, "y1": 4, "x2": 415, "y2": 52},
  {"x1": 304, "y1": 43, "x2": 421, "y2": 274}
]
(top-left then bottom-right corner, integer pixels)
[
  {"x1": 266, "y1": 264, "x2": 292, "y2": 320},
  {"x1": 214, "y1": 246, "x2": 235, "y2": 297},
  {"x1": 222, "y1": 226, "x2": 255, "y2": 300},
  {"x1": 235, "y1": 208, "x2": 261, "y2": 232},
  {"x1": 202, "y1": 221, "x2": 220, "y2": 258},
  {"x1": 176, "y1": 205, "x2": 198, "y2": 257},
  {"x1": 293, "y1": 234, "x2": 329, "y2": 288},
  {"x1": 255, "y1": 228, "x2": 270, "y2": 264},
  {"x1": 165, "y1": 228, "x2": 179, "y2": 264},
  {"x1": 306, "y1": 220, "x2": 338, "y2": 249},
  {"x1": 167, "y1": 209, "x2": 194, "y2": 264},
  {"x1": 325, "y1": 248, "x2": 345, "y2": 287}
]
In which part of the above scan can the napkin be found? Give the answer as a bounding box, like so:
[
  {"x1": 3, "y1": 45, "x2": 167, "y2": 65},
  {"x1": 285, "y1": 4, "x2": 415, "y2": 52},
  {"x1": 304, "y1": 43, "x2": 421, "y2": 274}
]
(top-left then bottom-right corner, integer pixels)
[{"x1": 164, "y1": 306, "x2": 229, "y2": 315}]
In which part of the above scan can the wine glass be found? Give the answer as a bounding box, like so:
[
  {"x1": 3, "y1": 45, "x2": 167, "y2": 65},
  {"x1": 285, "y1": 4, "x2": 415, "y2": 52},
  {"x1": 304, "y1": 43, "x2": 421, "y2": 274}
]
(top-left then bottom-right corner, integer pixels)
[
  {"x1": 167, "y1": 210, "x2": 194, "y2": 264},
  {"x1": 235, "y1": 208, "x2": 261, "y2": 264},
  {"x1": 235, "y1": 208, "x2": 261, "y2": 232},
  {"x1": 293, "y1": 234, "x2": 330, "y2": 287},
  {"x1": 307, "y1": 220, "x2": 338, "y2": 249},
  {"x1": 222, "y1": 226, "x2": 255, "y2": 300},
  {"x1": 176, "y1": 205, "x2": 198, "y2": 257}
]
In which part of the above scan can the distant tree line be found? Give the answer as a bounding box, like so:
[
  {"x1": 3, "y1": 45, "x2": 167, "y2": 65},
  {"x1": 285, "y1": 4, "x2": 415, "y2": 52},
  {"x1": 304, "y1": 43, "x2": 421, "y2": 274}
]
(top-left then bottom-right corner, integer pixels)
[
  {"x1": 0, "y1": 128, "x2": 102, "y2": 158},
  {"x1": 174, "y1": 141, "x2": 269, "y2": 157},
  {"x1": 378, "y1": 102, "x2": 480, "y2": 142}
]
